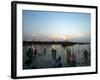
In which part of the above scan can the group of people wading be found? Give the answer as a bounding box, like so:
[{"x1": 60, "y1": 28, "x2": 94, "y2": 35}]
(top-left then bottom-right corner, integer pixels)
[
  {"x1": 24, "y1": 46, "x2": 89, "y2": 68},
  {"x1": 67, "y1": 48, "x2": 76, "y2": 66},
  {"x1": 25, "y1": 47, "x2": 37, "y2": 66},
  {"x1": 51, "y1": 48, "x2": 62, "y2": 67},
  {"x1": 67, "y1": 48, "x2": 89, "y2": 66}
]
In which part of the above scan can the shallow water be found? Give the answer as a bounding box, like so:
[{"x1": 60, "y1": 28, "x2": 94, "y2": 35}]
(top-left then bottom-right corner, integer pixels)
[{"x1": 23, "y1": 44, "x2": 90, "y2": 69}]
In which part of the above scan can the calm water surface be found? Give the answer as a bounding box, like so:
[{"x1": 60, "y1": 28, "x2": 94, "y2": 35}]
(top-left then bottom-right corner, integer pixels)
[{"x1": 23, "y1": 44, "x2": 90, "y2": 69}]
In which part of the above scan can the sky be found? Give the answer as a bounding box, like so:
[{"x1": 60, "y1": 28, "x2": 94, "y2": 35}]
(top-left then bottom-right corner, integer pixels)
[{"x1": 22, "y1": 10, "x2": 91, "y2": 42}]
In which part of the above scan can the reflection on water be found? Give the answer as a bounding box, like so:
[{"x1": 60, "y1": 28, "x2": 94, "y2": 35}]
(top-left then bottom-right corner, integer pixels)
[{"x1": 23, "y1": 44, "x2": 90, "y2": 69}]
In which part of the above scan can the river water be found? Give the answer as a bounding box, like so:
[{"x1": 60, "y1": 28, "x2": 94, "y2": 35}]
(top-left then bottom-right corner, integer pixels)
[{"x1": 23, "y1": 44, "x2": 90, "y2": 69}]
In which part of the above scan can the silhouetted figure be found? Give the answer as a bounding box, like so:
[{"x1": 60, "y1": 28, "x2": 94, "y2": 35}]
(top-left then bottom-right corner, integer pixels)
[
  {"x1": 25, "y1": 48, "x2": 33, "y2": 65},
  {"x1": 27, "y1": 48, "x2": 33, "y2": 59},
  {"x1": 57, "y1": 56, "x2": 62, "y2": 67},
  {"x1": 51, "y1": 48, "x2": 54, "y2": 56},
  {"x1": 84, "y1": 50, "x2": 88, "y2": 62},
  {"x1": 51, "y1": 48, "x2": 58, "y2": 67},
  {"x1": 71, "y1": 53, "x2": 76, "y2": 66},
  {"x1": 34, "y1": 48, "x2": 37, "y2": 55},
  {"x1": 51, "y1": 48, "x2": 57, "y2": 59},
  {"x1": 67, "y1": 48, "x2": 71, "y2": 64},
  {"x1": 53, "y1": 49, "x2": 57, "y2": 58}
]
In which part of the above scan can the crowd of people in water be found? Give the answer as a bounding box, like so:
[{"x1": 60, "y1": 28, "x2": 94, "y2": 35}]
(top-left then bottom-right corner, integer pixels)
[{"x1": 24, "y1": 46, "x2": 89, "y2": 68}]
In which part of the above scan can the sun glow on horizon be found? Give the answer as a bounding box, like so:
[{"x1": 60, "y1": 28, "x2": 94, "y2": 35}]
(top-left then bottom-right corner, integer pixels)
[{"x1": 31, "y1": 32, "x2": 88, "y2": 42}]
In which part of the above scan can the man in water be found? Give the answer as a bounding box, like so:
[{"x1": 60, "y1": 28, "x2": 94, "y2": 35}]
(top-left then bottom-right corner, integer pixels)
[
  {"x1": 84, "y1": 50, "x2": 88, "y2": 63},
  {"x1": 67, "y1": 48, "x2": 71, "y2": 65},
  {"x1": 34, "y1": 48, "x2": 37, "y2": 55},
  {"x1": 25, "y1": 47, "x2": 33, "y2": 66},
  {"x1": 27, "y1": 48, "x2": 33, "y2": 58},
  {"x1": 71, "y1": 53, "x2": 76, "y2": 66}
]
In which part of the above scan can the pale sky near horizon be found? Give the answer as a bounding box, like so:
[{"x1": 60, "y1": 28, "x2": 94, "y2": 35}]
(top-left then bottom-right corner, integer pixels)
[{"x1": 22, "y1": 10, "x2": 91, "y2": 42}]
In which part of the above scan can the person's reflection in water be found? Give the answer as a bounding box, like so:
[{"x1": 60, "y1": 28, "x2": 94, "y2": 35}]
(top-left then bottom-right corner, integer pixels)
[{"x1": 57, "y1": 56, "x2": 62, "y2": 67}]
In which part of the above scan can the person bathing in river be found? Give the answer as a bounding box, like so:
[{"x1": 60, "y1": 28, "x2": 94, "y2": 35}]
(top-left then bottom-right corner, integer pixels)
[
  {"x1": 27, "y1": 47, "x2": 33, "y2": 59},
  {"x1": 51, "y1": 48, "x2": 57, "y2": 58},
  {"x1": 51, "y1": 48, "x2": 54, "y2": 56},
  {"x1": 84, "y1": 50, "x2": 88, "y2": 62},
  {"x1": 71, "y1": 52, "x2": 76, "y2": 66},
  {"x1": 34, "y1": 48, "x2": 37, "y2": 55},
  {"x1": 67, "y1": 48, "x2": 71, "y2": 64},
  {"x1": 25, "y1": 47, "x2": 33, "y2": 65}
]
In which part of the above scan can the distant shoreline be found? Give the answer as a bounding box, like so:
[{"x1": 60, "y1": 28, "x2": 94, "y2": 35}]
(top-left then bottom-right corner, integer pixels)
[{"x1": 23, "y1": 41, "x2": 90, "y2": 46}]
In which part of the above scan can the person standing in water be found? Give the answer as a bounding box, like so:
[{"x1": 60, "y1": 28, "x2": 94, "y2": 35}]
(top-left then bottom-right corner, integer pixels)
[
  {"x1": 51, "y1": 48, "x2": 54, "y2": 56},
  {"x1": 51, "y1": 48, "x2": 57, "y2": 58},
  {"x1": 27, "y1": 47, "x2": 33, "y2": 59},
  {"x1": 71, "y1": 52, "x2": 76, "y2": 66},
  {"x1": 34, "y1": 48, "x2": 37, "y2": 55},
  {"x1": 67, "y1": 48, "x2": 71, "y2": 65},
  {"x1": 84, "y1": 50, "x2": 88, "y2": 63},
  {"x1": 25, "y1": 47, "x2": 33, "y2": 65}
]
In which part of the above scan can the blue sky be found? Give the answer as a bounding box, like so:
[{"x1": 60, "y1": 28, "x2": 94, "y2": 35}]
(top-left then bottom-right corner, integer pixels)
[{"x1": 22, "y1": 10, "x2": 91, "y2": 42}]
